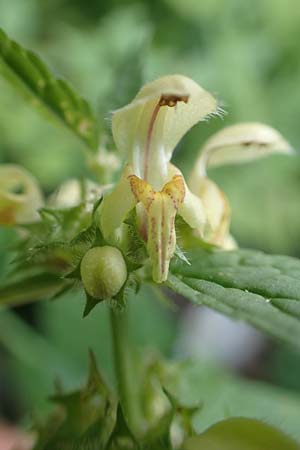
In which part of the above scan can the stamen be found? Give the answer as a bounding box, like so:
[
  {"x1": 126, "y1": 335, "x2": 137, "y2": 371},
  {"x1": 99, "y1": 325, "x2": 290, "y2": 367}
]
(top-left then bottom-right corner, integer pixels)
[
  {"x1": 159, "y1": 94, "x2": 189, "y2": 107},
  {"x1": 144, "y1": 101, "x2": 161, "y2": 181}
]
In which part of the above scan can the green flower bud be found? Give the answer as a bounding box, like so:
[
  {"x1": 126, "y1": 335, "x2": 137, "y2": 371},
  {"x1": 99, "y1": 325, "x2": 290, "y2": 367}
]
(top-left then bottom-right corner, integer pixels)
[{"x1": 80, "y1": 246, "x2": 127, "y2": 299}]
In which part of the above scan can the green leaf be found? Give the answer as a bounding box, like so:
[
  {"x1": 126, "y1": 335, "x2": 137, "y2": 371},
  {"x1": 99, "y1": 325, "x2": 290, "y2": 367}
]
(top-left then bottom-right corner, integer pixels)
[
  {"x1": 0, "y1": 272, "x2": 67, "y2": 307},
  {"x1": 182, "y1": 418, "x2": 300, "y2": 450},
  {"x1": 168, "y1": 248, "x2": 300, "y2": 350},
  {"x1": 0, "y1": 309, "x2": 77, "y2": 380},
  {"x1": 0, "y1": 28, "x2": 100, "y2": 151}
]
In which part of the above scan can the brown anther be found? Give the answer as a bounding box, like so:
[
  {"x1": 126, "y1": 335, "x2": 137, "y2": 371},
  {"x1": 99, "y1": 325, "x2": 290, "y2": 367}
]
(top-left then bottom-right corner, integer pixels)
[{"x1": 159, "y1": 94, "x2": 189, "y2": 108}]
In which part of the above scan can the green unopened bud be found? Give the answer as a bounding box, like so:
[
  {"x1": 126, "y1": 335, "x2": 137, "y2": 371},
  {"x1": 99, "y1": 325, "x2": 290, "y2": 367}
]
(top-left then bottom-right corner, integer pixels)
[{"x1": 80, "y1": 246, "x2": 127, "y2": 299}]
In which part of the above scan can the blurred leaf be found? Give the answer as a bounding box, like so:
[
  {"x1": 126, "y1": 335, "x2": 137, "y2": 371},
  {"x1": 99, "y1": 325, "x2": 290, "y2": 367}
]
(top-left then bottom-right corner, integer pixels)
[
  {"x1": 0, "y1": 28, "x2": 100, "y2": 151},
  {"x1": 0, "y1": 309, "x2": 67, "y2": 372},
  {"x1": 33, "y1": 352, "x2": 117, "y2": 450},
  {"x1": 183, "y1": 418, "x2": 300, "y2": 450},
  {"x1": 0, "y1": 272, "x2": 67, "y2": 307},
  {"x1": 168, "y1": 248, "x2": 300, "y2": 350},
  {"x1": 268, "y1": 344, "x2": 300, "y2": 392},
  {"x1": 0, "y1": 308, "x2": 79, "y2": 411},
  {"x1": 6, "y1": 284, "x2": 176, "y2": 415},
  {"x1": 165, "y1": 360, "x2": 300, "y2": 441}
]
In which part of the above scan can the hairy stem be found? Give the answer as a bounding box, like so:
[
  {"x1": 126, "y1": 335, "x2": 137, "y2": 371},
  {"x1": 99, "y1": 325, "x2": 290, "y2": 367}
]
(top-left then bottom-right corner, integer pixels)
[{"x1": 110, "y1": 307, "x2": 139, "y2": 432}]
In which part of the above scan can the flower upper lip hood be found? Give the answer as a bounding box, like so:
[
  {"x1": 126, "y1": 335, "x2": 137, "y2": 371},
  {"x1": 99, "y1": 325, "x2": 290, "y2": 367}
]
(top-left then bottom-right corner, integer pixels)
[
  {"x1": 112, "y1": 74, "x2": 218, "y2": 191},
  {"x1": 190, "y1": 121, "x2": 293, "y2": 179}
]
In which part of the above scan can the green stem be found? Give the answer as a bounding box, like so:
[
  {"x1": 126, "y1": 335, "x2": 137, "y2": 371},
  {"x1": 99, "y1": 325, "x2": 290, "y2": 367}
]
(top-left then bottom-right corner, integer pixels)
[{"x1": 110, "y1": 307, "x2": 139, "y2": 432}]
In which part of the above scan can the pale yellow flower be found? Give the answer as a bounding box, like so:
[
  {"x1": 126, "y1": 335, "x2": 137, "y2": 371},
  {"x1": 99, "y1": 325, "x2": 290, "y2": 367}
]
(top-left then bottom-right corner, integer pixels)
[
  {"x1": 189, "y1": 122, "x2": 292, "y2": 249},
  {"x1": 100, "y1": 75, "x2": 219, "y2": 282},
  {"x1": 50, "y1": 178, "x2": 105, "y2": 211},
  {"x1": 0, "y1": 164, "x2": 43, "y2": 225}
]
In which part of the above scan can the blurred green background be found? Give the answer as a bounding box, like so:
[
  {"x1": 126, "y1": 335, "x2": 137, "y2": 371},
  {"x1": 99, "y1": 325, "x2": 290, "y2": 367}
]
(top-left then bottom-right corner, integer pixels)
[{"x1": 1, "y1": 0, "x2": 300, "y2": 427}]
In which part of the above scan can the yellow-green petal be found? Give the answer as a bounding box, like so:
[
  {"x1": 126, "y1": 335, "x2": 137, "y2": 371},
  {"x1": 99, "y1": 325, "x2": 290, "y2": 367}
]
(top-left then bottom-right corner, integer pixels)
[
  {"x1": 168, "y1": 163, "x2": 206, "y2": 231},
  {"x1": 100, "y1": 165, "x2": 137, "y2": 239}
]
